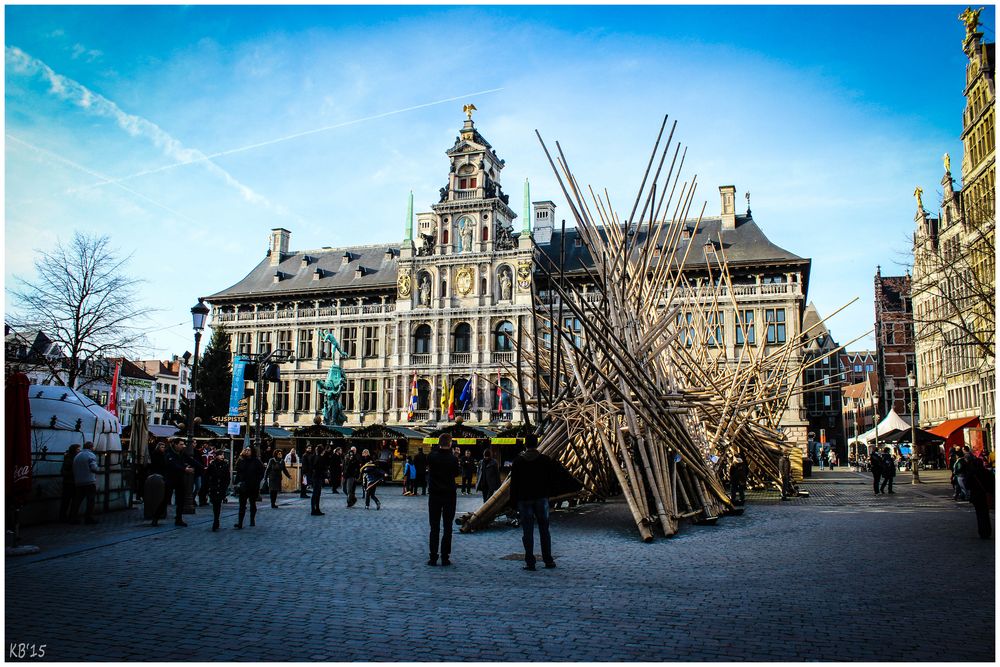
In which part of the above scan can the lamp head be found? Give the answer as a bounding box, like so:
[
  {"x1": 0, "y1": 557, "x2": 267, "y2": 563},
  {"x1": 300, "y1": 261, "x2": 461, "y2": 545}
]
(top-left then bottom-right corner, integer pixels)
[{"x1": 191, "y1": 299, "x2": 210, "y2": 332}]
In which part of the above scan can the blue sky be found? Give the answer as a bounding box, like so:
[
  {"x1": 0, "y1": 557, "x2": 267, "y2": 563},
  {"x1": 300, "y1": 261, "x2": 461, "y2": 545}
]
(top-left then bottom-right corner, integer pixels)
[{"x1": 5, "y1": 4, "x2": 995, "y2": 358}]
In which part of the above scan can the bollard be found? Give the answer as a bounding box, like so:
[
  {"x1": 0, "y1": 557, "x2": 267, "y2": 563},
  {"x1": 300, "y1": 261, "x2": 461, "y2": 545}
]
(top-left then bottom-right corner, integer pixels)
[{"x1": 144, "y1": 474, "x2": 165, "y2": 521}]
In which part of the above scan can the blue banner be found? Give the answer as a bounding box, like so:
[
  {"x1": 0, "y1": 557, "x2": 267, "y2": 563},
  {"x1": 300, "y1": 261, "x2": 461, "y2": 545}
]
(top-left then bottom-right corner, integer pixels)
[{"x1": 229, "y1": 355, "x2": 248, "y2": 416}]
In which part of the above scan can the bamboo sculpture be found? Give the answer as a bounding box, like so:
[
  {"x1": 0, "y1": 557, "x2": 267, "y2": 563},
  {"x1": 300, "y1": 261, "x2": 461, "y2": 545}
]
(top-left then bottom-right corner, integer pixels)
[{"x1": 458, "y1": 116, "x2": 856, "y2": 541}]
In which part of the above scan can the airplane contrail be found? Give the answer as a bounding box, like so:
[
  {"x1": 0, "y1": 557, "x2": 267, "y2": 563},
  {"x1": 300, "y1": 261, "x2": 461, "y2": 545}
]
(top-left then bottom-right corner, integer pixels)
[
  {"x1": 70, "y1": 87, "x2": 505, "y2": 193},
  {"x1": 7, "y1": 133, "x2": 202, "y2": 225}
]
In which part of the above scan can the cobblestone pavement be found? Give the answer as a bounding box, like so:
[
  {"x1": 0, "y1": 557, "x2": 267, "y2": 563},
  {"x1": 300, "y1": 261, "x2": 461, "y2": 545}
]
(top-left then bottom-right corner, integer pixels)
[{"x1": 5, "y1": 471, "x2": 994, "y2": 662}]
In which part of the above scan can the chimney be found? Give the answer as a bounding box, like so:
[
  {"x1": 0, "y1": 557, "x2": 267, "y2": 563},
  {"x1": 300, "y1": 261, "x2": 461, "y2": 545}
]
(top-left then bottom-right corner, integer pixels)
[
  {"x1": 341, "y1": 252, "x2": 352, "y2": 268},
  {"x1": 719, "y1": 185, "x2": 737, "y2": 230},
  {"x1": 269, "y1": 228, "x2": 290, "y2": 265},
  {"x1": 532, "y1": 201, "x2": 556, "y2": 245}
]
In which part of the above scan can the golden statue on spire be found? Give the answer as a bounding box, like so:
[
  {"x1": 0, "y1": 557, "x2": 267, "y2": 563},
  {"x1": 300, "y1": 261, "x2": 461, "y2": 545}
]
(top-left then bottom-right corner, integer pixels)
[
  {"x1": 943, "y1": 152, "x2": 951, "y2": 173},
  {"x1": 959, "y1": 7, "x2": 983, "y2": 39},
  {"x1": 913, "y1": 186, "x2": 924, "y2": 210},
  {"x1": 463, "y1": 103, "x2": 478, "y2": 120}
]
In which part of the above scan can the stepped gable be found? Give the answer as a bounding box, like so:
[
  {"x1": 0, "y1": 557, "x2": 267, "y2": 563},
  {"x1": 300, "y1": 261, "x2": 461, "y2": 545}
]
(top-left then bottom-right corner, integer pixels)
[{"x1": 208, "y1": 243, "x2": 401, "y2": 299}]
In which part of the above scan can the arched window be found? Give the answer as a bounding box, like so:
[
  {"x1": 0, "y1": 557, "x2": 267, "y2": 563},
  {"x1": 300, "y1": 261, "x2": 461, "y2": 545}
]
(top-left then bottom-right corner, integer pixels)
[
  {"x1": 440, "y1": 280, "x2": 447, "y2": 298},
  {"x1": 454, "y1": 378, "x2": 471, "y2": 411},
  {"x1": 452, "y1": 322, "x2": 472, "y2": 353},
  {"x1": 443, "y1": 228, "x2": 449, "y2": 244},
  {"x1": 494, "y1": 320, "x2": 514, "y2": 352},
  {"x1": 482, "y1": 225, "x2": 489, "y2": 241},
  {"x1": 413, "y1": 324, "x2": 432, "y2": 354},
  {"x1": 416, "y1": 379, "x2": 431, "y2": 410}
]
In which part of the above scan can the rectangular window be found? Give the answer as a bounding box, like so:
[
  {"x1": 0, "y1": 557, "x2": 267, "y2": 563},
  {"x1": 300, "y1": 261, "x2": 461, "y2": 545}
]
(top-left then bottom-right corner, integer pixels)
[
  {"x1": 707, "y1": 312, "x2": 724, "y2": 347},
  {"x1": 363, "y1": 326, "x2": 379, "y2": 358},
  {"x1": 277, "y1": 330, "x2": 292, "y2": 354},
  {"x1": 470, "y1": 177, "x2": 477, "y2": 188},
  {"x1": 765, "y1": 308, "x2": 786, "y2": 344},
  {"x1": 297, "y1": 329, "x2": 314, "y2": 360},
  {"x1": 361, "y1": 378, "x2": 378, "y2": 412},
  {"x1": 341, "y1": 327, "x2": 358, "y2": 357},
  {"x1": 342, "y1": 379, "x2": 356, "y2": 412},
  {"x1": 562, "y1": 316, "x2": 582, "y2": 348},
  {"x1": 854, "y1": 364, "x2": 862, "y2": 373},
  {"x1": 257, "y1": 331, "x2": 272, "y2": 355},
  {"x1": 273, "y1": 380, "x2": 290, "y2": 413},
  {"x1": 459, "y1": 178, "x2": 467, "y2": 189},
  {"x1": 236, "y1": 332, "x2": 252, "y2": 356},
  {"x1": 319, "y1": 332, "x2": 333, "y2": 359},
  {"x1": 295, "y1": 380, "x2": 311, "y2": 413},
  {"x1": 677, "y1": 312, "x2": 695, "y2": 347},
  {"x1": 735, "y1": 309, "x2": 755, "y2": 345}
]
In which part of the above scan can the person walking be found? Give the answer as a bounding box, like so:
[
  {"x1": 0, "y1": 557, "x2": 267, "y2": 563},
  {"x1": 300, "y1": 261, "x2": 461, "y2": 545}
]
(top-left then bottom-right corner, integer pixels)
[
  {"x1": 264, "y1": 449, "x2": 292, "y2": 508},
  {"x1": 360, "y1": 458, "x2": 384, "y2": 510},
  {"x1": 403, "y1": 457, "x2": 416, "y2": 495},
  {"x1": 729, "y1": 453, "x2": 749, "y2": 506},
  {"x1": 299, "y1": 445, "x2": 313, "y2": 498},
  {"x1": 461, "y1": 450, "x2": 476, "y2": 495},
  {"x1": 964, "y1": 449, "x2": 994, "y2": 538},
  {"x1": 475, "y1": 449, "x2": 501, "y2": 503},
  {"x1": 234, "y1": 447, "x2": 265, "y2": 529},
  {"x1": 870, "y1": 447, "x2": 884, "y2": 495},
  {"x1": 152, "y1": 439, "x2": 199, "y2": 527},
  {"x1": 343, "y1": 446, "x2": 361, "y2": 507},
  {"x1": 69, "y1": 441, "x2": 100, "y2": 525},
  {"x1": 205, "y1": 449, "x2": 230, "y2": 531},
  {"x1": 779, "y1": 452, "x2": 795, "y2": 500},
  {"x1": 413, "y1": 448, "x2": 428, "y2": 496},
  {"x1": 307, "y1": 444, "x2": 329, "y2": 516},
  {"x1": 509, "y1": 433, "x2": 580, "y2": 570},
  {"x1": 329, "y1": 446, "x2": 343, "y2": 494},
  {"x1": 59, "y1": 444, "x2": 82, "y2": 523},
  {"x1": 829, "y1": 449, "x2": 838, "y2": 470},
  {"x1": 880, "y1": 448, "x2": 896, "y2": 494},
  {"x1": 427, "y1": 434, "x2": 461, "y2": 566}
]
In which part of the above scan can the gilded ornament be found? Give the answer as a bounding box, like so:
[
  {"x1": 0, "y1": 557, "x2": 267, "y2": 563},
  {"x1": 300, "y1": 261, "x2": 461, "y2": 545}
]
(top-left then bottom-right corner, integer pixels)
[
  {"x1": 516, "y1": 261, "x2": 532, "y2": 290},
  {"x1": 397, "y1": 273, "x2": 412, "y2": 298},
  {"x1": 456, "y1": 266, "x2": 474, "y2": 296}
]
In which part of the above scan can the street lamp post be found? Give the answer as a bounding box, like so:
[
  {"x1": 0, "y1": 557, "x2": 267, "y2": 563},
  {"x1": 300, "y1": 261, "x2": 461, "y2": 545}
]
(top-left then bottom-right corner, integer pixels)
[
  {"x1": 908, "y1": 372, "x2": 921, "y2": 484},
  {"x1": 183, "y1": 298, "x2": 210, "y2": 513}
]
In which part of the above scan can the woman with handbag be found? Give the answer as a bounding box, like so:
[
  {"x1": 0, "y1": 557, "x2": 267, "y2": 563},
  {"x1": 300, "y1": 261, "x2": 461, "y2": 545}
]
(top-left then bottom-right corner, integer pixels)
[
  {"x1": 234, "y1": 447, "x2": 265, "y2": 529},
  {"x1": 264, "y1": 449, "x2": 292, "y2": 508}
]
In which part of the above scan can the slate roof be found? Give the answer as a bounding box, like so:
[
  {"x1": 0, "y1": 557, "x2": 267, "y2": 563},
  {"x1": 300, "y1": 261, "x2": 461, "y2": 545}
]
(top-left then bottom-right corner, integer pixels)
[
  {"x1": 208, "y1": 215, "x2": 808, "y2": 301},
  {"x1": 208, "y1": 244, "x2": 400, "y2": 300}
]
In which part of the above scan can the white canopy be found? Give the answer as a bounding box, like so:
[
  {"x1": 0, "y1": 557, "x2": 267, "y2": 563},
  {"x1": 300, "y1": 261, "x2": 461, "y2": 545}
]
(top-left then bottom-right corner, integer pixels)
[
  {"x1": 849, "y1": 408, "x2": 911, "y2": 445},
  {"x1": 28, "y1": 385, "x2": 122, "y2": 453}
]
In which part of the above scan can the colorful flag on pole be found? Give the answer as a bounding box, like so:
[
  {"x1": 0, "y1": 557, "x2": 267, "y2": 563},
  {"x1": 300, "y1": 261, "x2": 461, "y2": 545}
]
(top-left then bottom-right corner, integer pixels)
[
  {"x1": 108, "y1": 361, "x2": 122, "y2": 417},
  {"x1": 448, "y1": 384, "x2": 456, "y2": 420},
  {"x1": 458, "y1": 373, "x2": 474, "y2": 411},
  {"x1": 408, "y1": 372, "x2": 418, "y2": 421},
  {"x1": 496, "y1": 370, "x2": 503, "y2": 411},
  {"x1": 440, "y1": 375, "x2": 448, "y2": 416}
]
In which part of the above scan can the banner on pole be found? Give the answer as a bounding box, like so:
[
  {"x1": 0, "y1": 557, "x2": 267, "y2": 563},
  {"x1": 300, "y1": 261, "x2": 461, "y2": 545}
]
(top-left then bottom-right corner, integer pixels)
[{"x1": 229, "y1": 355, "x2": 248, "y2": 417}]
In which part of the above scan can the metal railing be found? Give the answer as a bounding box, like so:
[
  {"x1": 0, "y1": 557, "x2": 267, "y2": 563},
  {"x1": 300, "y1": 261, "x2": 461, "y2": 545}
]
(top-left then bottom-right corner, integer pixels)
[
  {"x1": 215, "y1": 303, "x2": 397, "y2": 324},
  {"x1": 450, "y1": 353, "x2": 472, "y2": 365}
]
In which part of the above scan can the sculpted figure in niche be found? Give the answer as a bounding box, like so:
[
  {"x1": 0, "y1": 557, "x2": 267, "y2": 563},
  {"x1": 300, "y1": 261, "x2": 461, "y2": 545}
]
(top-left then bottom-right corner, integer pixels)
[
  {"x1": 461, "y1": 219, "x2": 474, "y2": 253},
  {"x1": 499, "y1": 269, "x2": 512, "y2": 301},
  {"x1": 419, "y1": 276, "x2": 431, "y2": 306}
]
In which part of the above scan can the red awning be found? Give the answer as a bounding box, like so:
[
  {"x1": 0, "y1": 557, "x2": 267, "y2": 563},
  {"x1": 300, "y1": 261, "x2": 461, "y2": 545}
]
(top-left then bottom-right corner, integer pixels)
[{"x1": 927, "y1": 416, "x2": 981, "y2": 440}]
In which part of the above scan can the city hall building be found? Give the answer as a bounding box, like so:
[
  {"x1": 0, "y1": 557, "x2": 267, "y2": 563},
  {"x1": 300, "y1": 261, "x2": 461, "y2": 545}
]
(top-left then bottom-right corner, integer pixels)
[{"x1": 206, "y1": 113, "x2": 812, "y2": 449}]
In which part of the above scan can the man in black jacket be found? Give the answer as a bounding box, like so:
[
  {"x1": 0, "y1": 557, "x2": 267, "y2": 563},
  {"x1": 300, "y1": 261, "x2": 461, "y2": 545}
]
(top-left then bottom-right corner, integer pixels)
[
  {"x1": 426, "y1": 434, "x2": 461, "y2": 566},
  {"x1": 343, "y1": 446, "x2": 361, "y2": 507},
  {"x1": 306, "y1": 445, "x2": 329, "y2": 516},
  {"x1": 510, "y1": 433, "x2": 559, "y2": 571},
  {"x1": 413, "y1": 448, "x2": 428, "y2": 495},
  {"x1": 153, "y1": 438, "x2": 199, "y2": 527}
]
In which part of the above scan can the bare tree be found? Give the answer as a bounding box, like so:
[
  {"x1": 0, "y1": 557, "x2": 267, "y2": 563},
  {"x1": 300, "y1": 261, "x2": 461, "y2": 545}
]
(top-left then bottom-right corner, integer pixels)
[{"x1": 7, "y1": 232, "x2": 153, "y2": 389}]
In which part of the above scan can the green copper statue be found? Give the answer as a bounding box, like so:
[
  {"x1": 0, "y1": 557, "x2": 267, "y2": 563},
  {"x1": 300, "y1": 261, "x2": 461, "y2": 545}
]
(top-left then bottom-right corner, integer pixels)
[{"x1": 317, "y1": 329, "x2": 348, "y2": 426}]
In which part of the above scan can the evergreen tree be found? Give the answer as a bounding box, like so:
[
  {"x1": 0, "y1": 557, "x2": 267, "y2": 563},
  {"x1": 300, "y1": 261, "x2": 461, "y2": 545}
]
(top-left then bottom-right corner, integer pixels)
[{"x1": 191, "y1": 326, "x2": 232, "y2": 423}]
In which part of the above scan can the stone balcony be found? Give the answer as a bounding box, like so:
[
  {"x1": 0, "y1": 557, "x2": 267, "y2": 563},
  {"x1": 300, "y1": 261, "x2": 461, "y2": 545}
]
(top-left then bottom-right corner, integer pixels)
[{"x1": 214, "y1": 302, "x2": 396, "y2": 324}]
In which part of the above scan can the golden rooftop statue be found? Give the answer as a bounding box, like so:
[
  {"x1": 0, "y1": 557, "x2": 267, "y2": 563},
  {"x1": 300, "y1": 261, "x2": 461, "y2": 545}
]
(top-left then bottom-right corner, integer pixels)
[
  {"x1": 463, "y1": 103, "x2": 477, "y2": 120},
  {"x1": 943, "y1": 152, "x2": 951, "y2": 173},
  {"x1": 913, "y1": 186, "x2": 924, "y2": 210},
  {"x1": 959, "y1": 7, "x2": 983, "y2": 38}
]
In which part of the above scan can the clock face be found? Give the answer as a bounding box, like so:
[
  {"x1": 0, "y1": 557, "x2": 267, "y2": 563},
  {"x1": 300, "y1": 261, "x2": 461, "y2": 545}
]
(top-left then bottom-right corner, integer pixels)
[{"x1": 456, "y1": 267, "x2": 474, "y2": 295}]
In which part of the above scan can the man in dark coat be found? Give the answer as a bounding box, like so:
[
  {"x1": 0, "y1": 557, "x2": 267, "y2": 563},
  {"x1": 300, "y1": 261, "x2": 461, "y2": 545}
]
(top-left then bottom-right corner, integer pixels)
[
  {"x1": 205, "y1": 449, "x2": 230, "y2": 531},
  {"x1": 879, "y1": 448, "x2": 896, "y2": 494},
  {"x1": 475, "y1": 449, "x2": 501, "y2": 503},
  {"x1": 343, "y1": 446, "x2": 361, "y2": 507},
  {"x1": 964, "y1": 450, "x2": 994, "y2": 538},
  {"x1": 426, "y1": 435, "x2": 461, "y2": 566},
  {"x1": 413, "y1": 448, "x2": 428, "y2": 496},
  {"x1": 306, "y1": 445, "x2": 329, "y2": 516},
  {"x1": 329, "y1": 446, "x2": 343, "y2": 494},
  {"x1": 728, "y1": 453, "x2": 749, "y2": 506},
  {"x1": 153, "y1": 439, "x2": 199, "y2": 527},
  {"x1": 509, "y1": 433, "x2": 580, "y2": 570},
  {"x1": 870, "y1": 448, "x2": 883, "y2": 495},
  {"x1": 299, "y1": 445, "x2": 313, "y2": 498}
]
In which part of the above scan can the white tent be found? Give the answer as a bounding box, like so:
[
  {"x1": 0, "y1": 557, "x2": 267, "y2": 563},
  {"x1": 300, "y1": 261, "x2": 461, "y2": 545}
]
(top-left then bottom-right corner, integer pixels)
[
  {"x1": 28, "y1": 384, "x2": 122, "y2": 454},
  {"x1": 849, "y1": 408, "x2": 912, "y2": 445}
]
